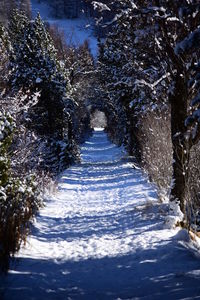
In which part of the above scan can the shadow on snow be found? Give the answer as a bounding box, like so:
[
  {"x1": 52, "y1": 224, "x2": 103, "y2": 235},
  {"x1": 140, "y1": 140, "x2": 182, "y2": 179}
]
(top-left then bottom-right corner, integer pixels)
[{"x1": 1, "y1": 239, "x2": 200, "y2": 300}]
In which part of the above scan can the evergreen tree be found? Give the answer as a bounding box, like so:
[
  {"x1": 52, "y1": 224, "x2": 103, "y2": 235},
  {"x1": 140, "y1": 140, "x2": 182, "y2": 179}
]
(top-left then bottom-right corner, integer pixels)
[
  {"x1": 47, "y1": 24, "x2": 94, "y2": 143},
  {"x1": 8, "y1": 9, "x2": 29, "y2": 54},
  {"x1": 0, "y1": 25, "x2": 10, "y2": 90},
  {"x1": 7, "y1": 11, "x2": 79, "y2": 168}
]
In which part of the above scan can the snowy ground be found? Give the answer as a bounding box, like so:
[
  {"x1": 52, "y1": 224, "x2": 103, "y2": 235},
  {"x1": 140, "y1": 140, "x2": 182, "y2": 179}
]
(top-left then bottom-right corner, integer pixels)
[
  {"x1": 31, "y1": 0, "x2": 98, "y2": 57},
  {"x1": 1, "y1": 129, "x2": 200, "y2": 299}
]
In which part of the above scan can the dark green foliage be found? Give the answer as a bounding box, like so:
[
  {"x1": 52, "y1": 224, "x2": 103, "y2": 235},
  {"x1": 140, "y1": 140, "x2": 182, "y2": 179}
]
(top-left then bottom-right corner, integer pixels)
[
  {"x1": 8, "y1": 9, "x2": 29, "y2": 48},
  {"x1": 0, "y1": 111, "x2": 14, "y2": 186},
  {"x1": 0, "y1": 25, "x2": 10, "y2": 89},
  {"x1": 8, "y1": 11, "x2": 75, "y2": 155},
  {"x1": 0, "y1": 9, "x2": 95, "y2": 271}
]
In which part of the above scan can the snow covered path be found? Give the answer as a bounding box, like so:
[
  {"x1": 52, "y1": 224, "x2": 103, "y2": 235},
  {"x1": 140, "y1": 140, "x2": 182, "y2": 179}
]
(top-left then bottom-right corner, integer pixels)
[{"x1": 1, "y1": 129, "x2": 200, "y2": 299}]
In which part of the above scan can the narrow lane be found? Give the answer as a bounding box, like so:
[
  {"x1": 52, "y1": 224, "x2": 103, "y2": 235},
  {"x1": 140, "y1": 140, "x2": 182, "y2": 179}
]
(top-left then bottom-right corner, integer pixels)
[{"x1": 1, "y1": 129, "x2": 200, "y2": 300}]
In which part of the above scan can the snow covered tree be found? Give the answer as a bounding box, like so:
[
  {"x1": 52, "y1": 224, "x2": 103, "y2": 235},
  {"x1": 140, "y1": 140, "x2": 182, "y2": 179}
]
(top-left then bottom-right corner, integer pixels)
[
  {"x1": 97, "y1": 39, "x2": 127, "y2": 146},
  {"x1": 48, "y1": 24, "x2": 95, "y2": 142},
  {"x1": 96, "y1": 0, "x2": 200, "y2": 217},
  {"x1": 8, "y1": 9, "x2": 29, "y2": 54},
  {"x1": 0, "y1": 111, "x2": 14, "y2": 187},
  {"x1": 0, "y1": 25, "x2": 10, "y2": 90},
  {"x1": 8, "y1": 12, "x2": 68, "y2": 137},
  {"x1": 7, "y1": 11, "x2": 81, "y2": 171},
  {"x1": 0, "y1": 109, "x2": 42, "y2": 270},
  {"x1": 97, "y1": 1, "x2": 149, "y2": 155},
  {"x1": 145, "y1": 0, "x2": 200, "y2": 215}
]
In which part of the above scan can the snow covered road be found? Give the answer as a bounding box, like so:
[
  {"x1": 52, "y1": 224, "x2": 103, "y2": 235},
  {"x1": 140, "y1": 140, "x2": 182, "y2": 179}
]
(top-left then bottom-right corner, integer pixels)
[{"x1": 1, "y1": 129, "x2": 200, "y2": 299}]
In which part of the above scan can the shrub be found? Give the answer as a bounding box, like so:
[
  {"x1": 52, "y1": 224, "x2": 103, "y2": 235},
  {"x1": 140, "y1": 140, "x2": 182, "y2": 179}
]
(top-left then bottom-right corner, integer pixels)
[
  {"x1": 137, "y1": 108, "x2": 172, "y2": 198},
  {"x1": 0, "y1": 176, "x2": 42, "y2": 271},
  {"x1": 186, "y1": 142, "x2": 200, "y2": 230},
  {"x1": 0, "y1": 110, "x2": 42, "y2": 271}
]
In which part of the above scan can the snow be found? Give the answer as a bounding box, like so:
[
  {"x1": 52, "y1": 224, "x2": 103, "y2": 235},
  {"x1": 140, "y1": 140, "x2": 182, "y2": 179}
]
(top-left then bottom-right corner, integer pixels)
[
  {"x1": 92, "y1": 2, "x2": 111, "y2": 12},
  {"x1": 134, "y1": 73, "x2": 170, "y2": 90},
  {"x1": 1, "y1": 129, "x2": 200, "y2": 299},
  {"x1": 36, "y1": 77, "x2": 42, "y2": 83},
  {"x1": 31, "y1": 0, "x2": 98, "y2": 57}
]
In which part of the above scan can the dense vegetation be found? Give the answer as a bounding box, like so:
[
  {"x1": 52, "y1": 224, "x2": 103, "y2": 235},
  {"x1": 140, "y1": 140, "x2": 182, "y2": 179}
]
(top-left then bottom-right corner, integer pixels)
[
  {"x1": 0, "y1": 4, "x2": 94, "y2": 270},
  {"x1": 1, "y1": 0, "x2": 200, "y2": 271},
  {"x1": 96, "y1": 0, "x2": 200, "y2": 229}
]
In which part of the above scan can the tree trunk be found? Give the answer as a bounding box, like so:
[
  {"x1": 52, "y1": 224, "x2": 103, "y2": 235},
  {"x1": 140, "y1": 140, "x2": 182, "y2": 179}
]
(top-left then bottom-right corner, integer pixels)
[
  {"x1": 68, "y1": 116, "x2": 73, "y2": 141},
  {"x1": 122, "y1": 94, "x2": 142, "y2": 161},
  {"x1": 129, "y1": 113, "x2": 142, "y2": 162},
  {"x1": 170, "y1": 73, "x2": 188, "y2": 214}
]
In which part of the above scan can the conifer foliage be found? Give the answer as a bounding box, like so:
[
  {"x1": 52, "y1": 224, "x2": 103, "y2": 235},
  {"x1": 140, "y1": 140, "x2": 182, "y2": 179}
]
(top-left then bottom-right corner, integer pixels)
[
  {"x1": 0, "y1": 9, "x2": 94, "y2": 270},
  {"x1": 8, "y1": 10, "x2": 80, "y2": 170},
  {"x1": 0, "y1": 25, "x2": 9, "y2": 89}
]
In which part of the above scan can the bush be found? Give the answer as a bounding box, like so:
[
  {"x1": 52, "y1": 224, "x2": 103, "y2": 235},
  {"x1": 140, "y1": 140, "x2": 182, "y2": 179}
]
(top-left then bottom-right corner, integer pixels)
[
  {"x1": 0, "y1": 176, "x2": 42, "y2": 271},
  {"x1": 0, "y1": 110, "x2": 42, "y2": 271},
  {"x1": 186, "y1": 142, "x2": 200, "y2": 230},
  {"x1": 137, "y1": 108, "x2": 172, "y2": 198}
]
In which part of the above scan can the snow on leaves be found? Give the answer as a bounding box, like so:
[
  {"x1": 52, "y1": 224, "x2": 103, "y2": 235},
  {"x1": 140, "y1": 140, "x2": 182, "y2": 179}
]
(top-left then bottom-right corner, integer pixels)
[{"x1": 92, "y1": 1, "x2": 111, "y2": 12}]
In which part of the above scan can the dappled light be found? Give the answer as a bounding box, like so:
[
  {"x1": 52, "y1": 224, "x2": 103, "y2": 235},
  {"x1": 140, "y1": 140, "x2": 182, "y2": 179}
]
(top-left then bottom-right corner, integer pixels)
[
  {"x1": 2, "y1": 130, "x2": 200, "y2": 299},
  {"x1": 1, "y1": 1, "x2": 200, "y2": 299}
]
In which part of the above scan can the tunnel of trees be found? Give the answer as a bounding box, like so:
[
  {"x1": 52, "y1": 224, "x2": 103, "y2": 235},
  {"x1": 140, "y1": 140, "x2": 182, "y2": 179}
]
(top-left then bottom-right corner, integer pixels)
[{"x1": 1, "y1": 0, "x2": 200, "y2": 271}]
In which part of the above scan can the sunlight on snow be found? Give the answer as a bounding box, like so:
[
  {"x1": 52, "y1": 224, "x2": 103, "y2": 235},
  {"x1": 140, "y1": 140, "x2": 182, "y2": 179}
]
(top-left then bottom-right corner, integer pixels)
[
  {"x1": 17, "y1": 130, "x2": 174, "y2": 263},
  {"x1": 5, "y1": 130, "x2": 200, "y2": 300}
]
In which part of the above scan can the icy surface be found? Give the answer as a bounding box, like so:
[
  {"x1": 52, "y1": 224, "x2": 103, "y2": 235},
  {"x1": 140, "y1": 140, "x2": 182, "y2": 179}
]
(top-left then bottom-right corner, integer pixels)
[
  {"x1": 31, "y1": 0, "x2": 98, "y2": 57},
  {"x1": 1, "y1": 129, "x2": 200, "y2": 299}
]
